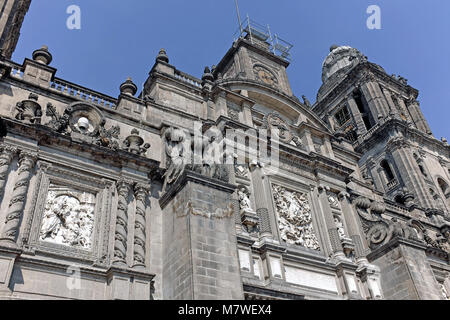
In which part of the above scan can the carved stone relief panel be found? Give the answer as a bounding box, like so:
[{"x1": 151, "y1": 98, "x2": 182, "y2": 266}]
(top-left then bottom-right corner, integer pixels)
[
  {"x1": 23, "y1": 163, "x2": 113, "y2": 264},
  {"x1": 272, "y1": 184, "x2": 321, "y2": 251},
  {"x1": 40, "y1": 184, "x2": 95, "y2": 250}
]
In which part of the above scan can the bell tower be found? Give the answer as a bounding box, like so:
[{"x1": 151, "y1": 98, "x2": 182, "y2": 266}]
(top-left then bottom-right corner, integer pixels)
[{"x1": 0, "y1": 0, "x2": 31, "y2": 59}]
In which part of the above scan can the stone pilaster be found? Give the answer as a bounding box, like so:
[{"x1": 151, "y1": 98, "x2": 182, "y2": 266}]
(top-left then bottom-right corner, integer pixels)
[
  {"x1": 338, "y1": 192, "x2": 369, "y2": 260},
  {"x1": 346, "y1": 97, "x2": 367, "y2": 135},
  {"x1": 0, "y1": 151, "x2": 36, "y2": 248},
  {"x1": 133, "y1": 183, "x2": 150, "y2": 269},
  {"x1": 317, "y1": 185, "x2": 344, "y2": 258},
  {"x1": 360, "y1": 80, "x2": 390, "y2": 119},
  {"x1": 0, "y1": 145, "x2": 17, "y2": 200},
  {"x1": 387, "y1": 138, "x2": 434, "y2": 209},
  {"x1": 250, "y1": 164, "x2": 272, "y2": 238},
  {"x1": 113, "y1": 179, "x2": 132, "y2": 266},
  {"x1": 406, "y1": 99, "x2": 432, "y2": 134}
]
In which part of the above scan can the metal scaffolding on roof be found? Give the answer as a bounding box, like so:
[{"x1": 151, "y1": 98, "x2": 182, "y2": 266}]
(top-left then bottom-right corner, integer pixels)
[{"x1": 233, "y1": 15, "x2": 294, "y2": 61}]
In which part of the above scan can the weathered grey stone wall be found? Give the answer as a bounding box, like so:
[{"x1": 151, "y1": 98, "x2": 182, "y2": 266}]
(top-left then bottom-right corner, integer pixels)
[
  {"x1": 370, "y1": 241, "x2": 443, "y2": 300},
  {"x1": 162, "y1": 178, "x2": 243, "y2": 300}
]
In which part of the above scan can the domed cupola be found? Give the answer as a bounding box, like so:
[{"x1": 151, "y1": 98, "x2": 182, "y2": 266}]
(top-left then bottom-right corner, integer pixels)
[{"x1": 321, "y1": 45, "x2": 367, "y2": 83}]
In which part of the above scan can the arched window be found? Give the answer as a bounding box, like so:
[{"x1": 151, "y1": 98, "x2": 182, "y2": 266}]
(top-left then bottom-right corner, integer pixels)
[
  {"x1": 437, "y1": 178, "x2": 449, "y2": 199},
  {"x1": 381, "y1": 160, "x2": 395, "y2": 182}
]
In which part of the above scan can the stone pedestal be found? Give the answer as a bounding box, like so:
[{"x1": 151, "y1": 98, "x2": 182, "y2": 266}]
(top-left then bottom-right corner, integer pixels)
[
  {"x1": 159, "y1": 170, "x2": 244, "y2": 300},
  {"x1": 0, "y1": 246, "x2": 21, "y2": 295},
  {"x1": 368, "y1": 237, "x2": 443, "y2": 300},
  {"x1": 106, "y1": 267, "x2": 154, "y2": 300}
]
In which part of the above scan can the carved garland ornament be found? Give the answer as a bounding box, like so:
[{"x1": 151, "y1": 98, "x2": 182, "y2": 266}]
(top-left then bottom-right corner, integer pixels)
[{"x1": 272, "y1": 184, "x2": 321, "y2": 251}]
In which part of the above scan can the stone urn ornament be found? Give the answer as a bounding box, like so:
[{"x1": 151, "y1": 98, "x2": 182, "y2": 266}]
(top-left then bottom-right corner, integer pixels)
[
  {"x1": 123, "y1": 129, "x2": 150, "y2": 155},
  {"x1": 15, "y1": 93, "x2": 42, "y2": 124}
]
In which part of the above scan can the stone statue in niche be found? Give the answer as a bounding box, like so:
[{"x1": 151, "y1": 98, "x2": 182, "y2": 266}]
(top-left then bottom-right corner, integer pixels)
[
  {"x1": 40, "y1": 185, "x2": 95, "y2": 250},
  {"x1": 237, "y1": 187, "x2": 253, "y2": 213},
  {"x1": 334, "y1": 215, "x2": 346, "y2": 240},
  {"x1": 272, "y1": 184, "x2": 321, "y2": 251}
]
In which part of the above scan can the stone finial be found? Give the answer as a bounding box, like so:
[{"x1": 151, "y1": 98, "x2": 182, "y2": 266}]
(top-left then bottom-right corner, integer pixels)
[
  {"x1": 119, "y1": 77, "x2": 138, "y2": 96},
  {"x1": 442, "y1": 137, "x2": 448, "y2": 144},
  {"x1": 32, "y1": 45, "x2": 52, "y2": 65},
  {"x1": 201, "y1": 67, "x2": 214, "y2": 83},
  {"x1": 156, "y1": 48, "x2": 169, "y2": 64}
]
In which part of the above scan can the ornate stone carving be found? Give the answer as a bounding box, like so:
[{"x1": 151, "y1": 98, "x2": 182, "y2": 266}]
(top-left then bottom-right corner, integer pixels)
[
  {"x1": 40, "y1": 185, "x2": 95, "y2": 250},
  {"x1": 185, "y1": 201, "x2": 234, "y2": 219},
  {"x1": 133, "y1": 183, "x2": 149, "y2": 268},
  {"x1": 123, "y1": 129, "x2": 150, "y2": 155},
  {"x1": 0, "y1": 145, "x2": 17, "y2": 198},
  {"x1": 0, "y1": 152, "x2": 36, "y2": 245},
  {"x1": 15, "y1": 93, "x2": 42, "y2": 124},
  {"x1": 45, "y1": 103, "x2": 70, "y2": 133},
  {"x1": 272, "y1": 184, "x2": 321, "y2": 251},
  {"x1": 263, "y1": 113, "x2": 302, "y2": 148},
  {"x1": 237, "y1": 186, "x2": 253, "y2": 212},
  {"x1": 113, "y1": 180, "x2": 132, "y2": 265},
  {"x1": 353, "y1": 196, "x2": 421, "y2": 250},
  {"x1": 162, "y1": 127, "x2": 189, "y2": 191},
  {"x1": 334, "y1": 215, "x2": 346, "y2": 240},
  {"x1": 253, "y1": 64, "x2": 278, "y2": 87}
]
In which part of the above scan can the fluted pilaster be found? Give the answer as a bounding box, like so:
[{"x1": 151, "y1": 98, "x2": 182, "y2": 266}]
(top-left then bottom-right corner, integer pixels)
[
  {"x1": 0, "y1": 152, "x2": 36, "y2": 246},
  {"x1": 113, "y1": 180, "x2": 132, "y2": 266},
  {"x1": 133, "y1": 183, "x2": 150, "y2": 269}
]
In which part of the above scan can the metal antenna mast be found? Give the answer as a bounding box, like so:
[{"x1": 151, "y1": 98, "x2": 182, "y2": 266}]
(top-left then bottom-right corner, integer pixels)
[{"x1": 235, "y1": 0, "x2": 243, "y2": 35}]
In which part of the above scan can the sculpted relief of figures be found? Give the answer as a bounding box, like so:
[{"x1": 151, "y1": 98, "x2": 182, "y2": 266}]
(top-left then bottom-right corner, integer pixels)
[
  {"x1": 272, "y1": 184, "x2": 321, "y2": 251},
  {"x1": 40, "y1": 184, "x2": 95, "y2": 250}
]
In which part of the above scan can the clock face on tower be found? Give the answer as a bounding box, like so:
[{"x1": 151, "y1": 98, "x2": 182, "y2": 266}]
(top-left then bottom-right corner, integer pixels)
[{"x1": 254, "y1": 65, "x2": 278, "y2": 86}]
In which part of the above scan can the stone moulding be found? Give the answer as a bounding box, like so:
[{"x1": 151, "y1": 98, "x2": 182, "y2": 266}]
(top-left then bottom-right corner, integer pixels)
[
  {"x1": 159, "y1": 169, "x2": 236, "y2": 210},
  {"x1": 178, "y1": 201, "x2": 234, "y2": 220}
]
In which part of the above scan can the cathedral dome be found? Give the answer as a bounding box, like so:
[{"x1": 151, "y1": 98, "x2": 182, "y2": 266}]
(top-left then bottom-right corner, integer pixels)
[{"x1": 321, "y1": 45, "x2": 366, "y2": 83}]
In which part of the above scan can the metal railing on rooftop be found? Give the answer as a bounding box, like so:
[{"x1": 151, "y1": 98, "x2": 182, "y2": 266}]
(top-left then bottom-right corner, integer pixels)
[{"x1": 233, "y1": 15, "x2": 293, "y2": 61}]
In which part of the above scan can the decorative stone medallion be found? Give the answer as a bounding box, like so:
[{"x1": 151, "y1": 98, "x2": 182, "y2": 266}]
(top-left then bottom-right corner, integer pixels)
[
  {"x1": 272, "y1": 184, "x2": 321, "y2": 251},
  {"x1": 40, "y1": 184, "x2": 95, "y2": 250}
]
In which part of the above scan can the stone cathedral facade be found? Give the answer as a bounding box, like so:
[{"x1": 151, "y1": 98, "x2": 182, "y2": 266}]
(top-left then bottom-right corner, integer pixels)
[{"x1": 0, "y1": 2, "x2": 449, "y2": 300}]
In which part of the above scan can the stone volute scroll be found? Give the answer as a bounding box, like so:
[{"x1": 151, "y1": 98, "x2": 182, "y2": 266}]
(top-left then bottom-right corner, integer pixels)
[
  {"x1": 0, "y1": 152, "x2": 37, "y2": 248},
  {"x1": 353, "y1": 196, "x2": 422, "y2": 250}
]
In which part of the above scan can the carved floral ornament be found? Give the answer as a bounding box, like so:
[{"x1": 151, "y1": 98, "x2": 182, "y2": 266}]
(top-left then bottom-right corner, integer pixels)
[
  {"x1": 272, "y1": 184, "x2": 321, "y2": 251},
  {"x1": 14, "y1": 98, "x2": 151, "y2": 156}
]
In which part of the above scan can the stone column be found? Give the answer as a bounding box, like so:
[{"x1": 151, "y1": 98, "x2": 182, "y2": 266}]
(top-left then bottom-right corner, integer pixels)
[
  {"x1": 0, "y1": 152, "x2": 36, "y2": 247},
  {"x1": 387, "y1": 139, "x2": 434, "y2": 209},
  {"x1": 250, "y1": 164, "x2": 272, "y2": 238},
  {"x1": 0, "y1": 145, "x2": 17, "y2": 199},
  {"x1": 338, "y1": 192, "x2": 369, "y2": 261},
  {"x1": 406, "y1": 99, "x2": 432, "y2": 134},
  {"x1": 133, "y1": 183, "x2": 150, "y2": 269},
  {"x1": 346, "y1": 97, "x2": 367, "y2": 135},
  {"x1": 317, "y1": 185, "x2": 345, "y2": 258},
  {"x1": 360, "y1": 80, "x2": 390, "y2": 119},
  {"x1": 113, "y1": 180, "x2": 132, "y2": 266}
]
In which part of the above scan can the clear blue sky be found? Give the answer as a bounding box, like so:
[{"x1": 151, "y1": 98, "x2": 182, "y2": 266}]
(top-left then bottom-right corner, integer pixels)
[{"x1": 11, "y1": 0, "x2": 450, "y2": 139}]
